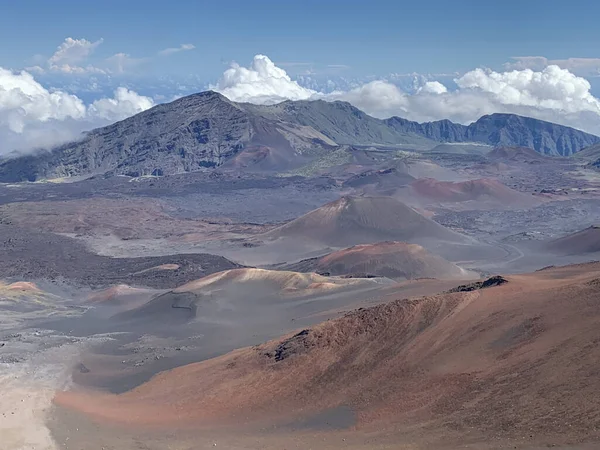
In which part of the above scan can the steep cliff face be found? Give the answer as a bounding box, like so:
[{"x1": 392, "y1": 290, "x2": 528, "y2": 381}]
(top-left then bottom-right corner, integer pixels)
[
  {"x1": 385, "y1": 116, "x2": 468, "y2": 142},
  {"x1": 386, "y1": 113, "x2": 600, "y2": 156},
  {"x1": 465, "y1": 114, "x2": 600, "y2": 156}
]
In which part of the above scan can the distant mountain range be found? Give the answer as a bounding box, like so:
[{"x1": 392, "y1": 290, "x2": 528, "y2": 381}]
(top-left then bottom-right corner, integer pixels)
[
  {"x1": 1, "y1": 90, "x2": 598, "y2": 181},
  {"x1": 386, "y1": 114, "x2": 600, "y2": 156}
]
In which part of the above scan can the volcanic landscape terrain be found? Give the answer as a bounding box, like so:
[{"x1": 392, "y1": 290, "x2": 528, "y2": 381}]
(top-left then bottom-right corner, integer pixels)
[{"x1": 2, "y1": 93, "x2": 600, "y2": 449}]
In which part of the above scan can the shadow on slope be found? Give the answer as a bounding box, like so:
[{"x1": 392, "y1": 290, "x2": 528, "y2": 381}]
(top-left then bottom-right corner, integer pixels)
[
  {"x1": 545, "y1": 226, "x2": 600, "y2": 255},
  {"x1": 279, "y1": 241, "x2": 475, "y2": 281},
  {"x1": 56, "y1": 262, "x2": 600, "y2": 447}
]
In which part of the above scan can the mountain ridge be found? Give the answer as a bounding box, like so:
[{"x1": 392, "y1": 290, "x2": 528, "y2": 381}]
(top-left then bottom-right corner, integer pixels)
[
  {"x1": 386, "y1": 113, "x2": 600, "y2": 156},
  {"x1": 0, "y1": 90, "x2": 598, "y2": 181}
]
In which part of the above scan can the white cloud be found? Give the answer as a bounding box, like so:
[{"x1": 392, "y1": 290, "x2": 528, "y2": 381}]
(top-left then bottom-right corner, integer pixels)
[
  {"x1": 49, "y1": 37, "x2": 103, "y2": 66},
  {"x1": 212, "y1": 55, "x2": 317, "y2": 103},
  {"x1": 455, "y1": 66, "x2": 600, "y2": 114},
  {"x1": 48, "y1": 37, "x2": 105, "y2": 74},
  {"x1": 418, "y1": 81, "x2": 448, "y2": 94},
  {"x1": 36, "y1": 37, "x2": 153, "y2": 75},
  {"x1": 50, "y1": 63, "x2": 107, "y2": 75},
  {"x1": 0, "y1": 67, "x2": 153, "y2": 154},
  {"x1": 505, "y1": 56, "x2": 600, "y2": 77},
  {"x1": 330, "y1": 80, "x2": 407, "y2": 117},
  {"x1": 158, "y1": 44, "x2": 196, "y2": 56},
  {"x1": 214, "y1": 55, "x2": 600, "y2": 135},
  {"x1": 105, "y1": 52, "x2": 148, "y2": 74},
  {"x1": 0, "y1": 68, "x2": 86, "y2": 133},
  {"x1": 88, "y1": 87, "x2": 155, "y2": 121}
]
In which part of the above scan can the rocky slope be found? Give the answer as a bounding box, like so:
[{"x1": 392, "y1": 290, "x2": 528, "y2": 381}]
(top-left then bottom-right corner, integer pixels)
[
  {"x1": 0, "y1": 93, "x2": 431, "y2": 182},
  {"x1": 386, "y1": 113, "x2": 600, "y2": 156},
  {"x1": 245, "y1": 99, "x2": 434, "y2": 147},
  {"x1": 1, "y1": 91, "x2": 598, "y2": 181},
  {"x1": 0, "y1": 92, "x2": 338, "y2": 181}
]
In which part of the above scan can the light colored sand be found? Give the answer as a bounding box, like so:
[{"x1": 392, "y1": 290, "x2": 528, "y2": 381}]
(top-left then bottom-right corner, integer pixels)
[
  {"x1": 0, "y1": 340, "x2": 97, "y2": 450},
  {"x1": 0, "y1": 374, "x2": 57, "y2": 450}
]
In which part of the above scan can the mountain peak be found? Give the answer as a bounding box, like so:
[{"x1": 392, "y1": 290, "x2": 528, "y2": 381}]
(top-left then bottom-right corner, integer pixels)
[
  {"x1": 1, "y1": 91, "x2": 599, "y2": 181},
  {"x1": 170, "y1": 90, "x2": 235, "y2": 107}
]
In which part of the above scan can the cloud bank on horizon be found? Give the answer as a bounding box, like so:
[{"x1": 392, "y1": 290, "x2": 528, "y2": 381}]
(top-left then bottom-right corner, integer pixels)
[
  {"x1": 214, "y1": 55, "x2": 600, "y2": 137},
  {"x1": 0, "y1": 67, "x2": 154, "y2": 153},
  {"x1": 0, "y1": 36, "x2": 198, "y2": 155}
]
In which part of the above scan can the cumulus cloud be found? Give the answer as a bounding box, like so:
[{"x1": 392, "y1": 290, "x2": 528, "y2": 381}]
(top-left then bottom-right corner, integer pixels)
[
  {"x1": 34, "y1": 37, "x2": 154, "y2": 75},
  {"x1": 0, "y1": 68, "x2": 86, "y2": 133},
  {"x1": 0, "y1": 67, "x2": 153, "y2": 154},
  {"x1": 212, "y1": 55, "x2": 317, "y2": 103},
  {"x1": 158, "y1": 44, "x2": 195, "y2": 56},
  {"x1": 456, "y1": 66, "x2": 600, "y2": 114},
  {"x1": 105, "y1": 52, "x2": 148, "y2": 74},
  {"x1": 49, "y1": 37, "x2": 103, "y2": 66},
  {"x1": 47, "y1": 37, "x2": 106, "y2": 74},
  {"x1": 88, "y1": 87, "x2": 155, "y2": 121},
  {"x1": 418, "y1": 81, "x2": 448, "y2": 94},
  {"x1": 505, "y1": 56, "x2": 600, "y2": 77},
  {"x1": 214, "y1": 55, "x2": 600, "y2": 135}
]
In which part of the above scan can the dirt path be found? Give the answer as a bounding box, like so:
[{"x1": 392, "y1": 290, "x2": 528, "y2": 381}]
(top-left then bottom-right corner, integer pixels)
[
  {"x1": 0, "y1": 338, "x2": 89, "y2": 450},
  {"x1": 0, "y1": 373, "x2": 58, "y2": 450}
]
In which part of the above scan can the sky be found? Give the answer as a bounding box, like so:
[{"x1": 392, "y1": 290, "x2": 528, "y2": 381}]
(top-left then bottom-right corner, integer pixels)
[{"x1": 1, "y1": 0, "x2": 600, "y2": 153}]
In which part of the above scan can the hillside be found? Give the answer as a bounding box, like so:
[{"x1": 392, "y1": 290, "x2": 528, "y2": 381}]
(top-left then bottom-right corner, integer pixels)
[
  {"x1": 1, "y1": 91, "x2": 598, "y2": 181},
  {"x1": 0, "y1": 92, "x2": 338, "y2": 181},
  {"x1": 55, "y1": 262, "x2": 600, "y2": 447},
  {"x1": 0, "y1": 94, "x2": 431, "y2": 182},
  {"x1": 487, "y1": 146, "x2": 550, "y2": 162},
  {"x1": 245, "y1": 99, "x2": 435, "y2": 147},
  {"x1": 409, "y1": 177, "x2": 537, "y2": 207},
  {"x1": 263, "y1": 195, "x2": 467, "y2": 247},
  {"x1": 386, "y1": 113, "x2": 600, "y2": 156},
  {"x1": 281, "y1": 241, "x2": 472, "y2": 280},
  {"x1": 574, "y1": 143, "x2": 600, "y2": 169},
  {"x1": 546, "y1": 226, "x2": 600, "y2": 255},
  {"x1": 571, "y1": 142, "x2": 600, "y2": 160}
]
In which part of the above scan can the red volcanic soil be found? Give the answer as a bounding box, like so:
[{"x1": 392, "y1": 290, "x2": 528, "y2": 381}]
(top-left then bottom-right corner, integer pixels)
[
  {"x1": 299, "y1": 241, "x2": 471, "y2": 280},
  {"x1": 86, "y1": 284, "x2": 159, "y2": 310},
  {"x1": 546, "y1": 226, "x2": 600, "y2": 255},
  {"x1": 264, "y1": 195, "x2": 468, "y2": 247},
  {"x1": 410, "y1": 177, "x2": 533, "y2": 205},
  {"x1": 56, "y1": 262, "x2": 600, "y2": 447}
]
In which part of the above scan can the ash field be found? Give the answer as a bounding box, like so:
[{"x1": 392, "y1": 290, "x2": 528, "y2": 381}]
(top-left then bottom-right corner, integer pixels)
[{"x1": 2, "y1": 94, "x2": 600, "y2": 450}]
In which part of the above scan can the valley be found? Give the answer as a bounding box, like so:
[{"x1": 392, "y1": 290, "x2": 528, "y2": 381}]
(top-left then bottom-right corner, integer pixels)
[{"x1": 2, "y1": 94, "x2": 600, "y2": 450}]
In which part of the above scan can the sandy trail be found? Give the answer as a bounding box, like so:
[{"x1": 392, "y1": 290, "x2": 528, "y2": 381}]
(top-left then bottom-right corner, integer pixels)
[
  {"x1": 0, "y1": 342, "x2": 87, "y2": 450},
  {"x1": 0, "y1": 374, "x2": 57, "y2": 450}
]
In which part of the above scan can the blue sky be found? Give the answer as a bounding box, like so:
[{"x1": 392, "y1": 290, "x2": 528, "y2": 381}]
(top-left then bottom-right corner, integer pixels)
[
  {"x1": 3, "y1": 0, "x2": 600, "y2": 80},
  {"x1": 1, "y1": 0, "x2": 600, "y2": 154}
]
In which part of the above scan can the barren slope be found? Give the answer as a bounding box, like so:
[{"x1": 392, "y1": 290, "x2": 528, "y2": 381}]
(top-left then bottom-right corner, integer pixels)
[
  {"x1": 409, "y1": 177, "x2": 536, "y2": 207},
  {"x1": 114, "y1": 267, "x2": 385, "y2": 325},
  {"x1": 546, "y1": 226, "x2": 600, "y2": 255},
  {"x1": 282, "y1": 241, "x2": 472, "y2": 280},
  {"x1": 263, "y1": 196, "x2": 468, "y2": 247},
  {"x1": 487, "y1": 146, "x2": 551, "y2": 163},
  {"x1": 56, "y1": 262, "x2": 600, "y2": 448}
]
